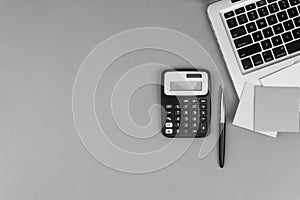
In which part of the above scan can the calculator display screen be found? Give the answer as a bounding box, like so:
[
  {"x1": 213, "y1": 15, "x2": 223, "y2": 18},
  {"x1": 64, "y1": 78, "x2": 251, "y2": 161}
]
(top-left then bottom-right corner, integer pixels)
[{"x1": 170, "y1": 81, "x2": 202, "y2": 91}]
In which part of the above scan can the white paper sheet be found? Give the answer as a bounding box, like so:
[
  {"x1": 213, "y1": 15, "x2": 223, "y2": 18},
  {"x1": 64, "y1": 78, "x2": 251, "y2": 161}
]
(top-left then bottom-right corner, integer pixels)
[
  {"x1": 254, "y1": 86, "x2": 300, "y2": 132},
  {"x1": 233, "y1": 82, "x2": 277, "y2": 137}
]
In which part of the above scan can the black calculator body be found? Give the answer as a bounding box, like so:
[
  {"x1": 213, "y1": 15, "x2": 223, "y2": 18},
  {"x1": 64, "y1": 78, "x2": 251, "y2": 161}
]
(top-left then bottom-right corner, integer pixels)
[{"x1": 161, "y1": 69, "x2": 211, "y2": 138}]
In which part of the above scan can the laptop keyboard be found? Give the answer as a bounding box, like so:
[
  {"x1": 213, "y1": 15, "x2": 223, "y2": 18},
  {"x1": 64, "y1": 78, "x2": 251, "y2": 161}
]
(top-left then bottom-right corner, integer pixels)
[{"x1": 223, "y1": 0, "x2": 300, "y2": 74}]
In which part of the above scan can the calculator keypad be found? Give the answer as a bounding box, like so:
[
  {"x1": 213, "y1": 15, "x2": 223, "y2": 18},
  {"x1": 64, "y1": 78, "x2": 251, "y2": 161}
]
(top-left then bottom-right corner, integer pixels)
[{"x1": 162, "y1": 97, "x2": 210, "y2": 138}]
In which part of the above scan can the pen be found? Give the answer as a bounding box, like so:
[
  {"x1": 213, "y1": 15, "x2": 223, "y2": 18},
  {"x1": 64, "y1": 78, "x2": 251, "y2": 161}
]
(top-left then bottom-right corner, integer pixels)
[{"x1": 218, "y1": 87, "x2": 226, "y2": 168}]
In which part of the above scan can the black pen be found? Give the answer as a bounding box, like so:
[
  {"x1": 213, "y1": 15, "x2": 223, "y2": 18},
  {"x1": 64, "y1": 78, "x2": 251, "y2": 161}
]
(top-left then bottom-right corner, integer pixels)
[{"x1": 218, "y1": 87, "x2": 226, "y2": 168}]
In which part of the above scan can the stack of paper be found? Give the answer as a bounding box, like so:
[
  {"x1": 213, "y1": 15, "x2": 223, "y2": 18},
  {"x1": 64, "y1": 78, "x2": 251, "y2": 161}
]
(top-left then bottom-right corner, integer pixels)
[
  {"x1": 254, "y1": 86, "x2": 299, "y2": 132},
  {"x1": 233, "y1": 83, "x2": 278, "y2": 137},
  {"x1": 233, "y1": 64, "x2": 300, "y2": 137}
]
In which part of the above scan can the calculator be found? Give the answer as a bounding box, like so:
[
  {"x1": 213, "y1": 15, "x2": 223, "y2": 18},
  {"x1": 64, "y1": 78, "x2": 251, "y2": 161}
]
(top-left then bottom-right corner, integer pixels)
[{"x1": 161, "y1": 69, "x2": 211, "y2": 138}]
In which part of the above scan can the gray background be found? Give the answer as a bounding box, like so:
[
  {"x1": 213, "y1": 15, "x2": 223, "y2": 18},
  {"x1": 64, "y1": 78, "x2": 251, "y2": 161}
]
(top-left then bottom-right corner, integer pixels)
[{"x1": 1, "y1": 0, "x2": 300, "y2": 199}]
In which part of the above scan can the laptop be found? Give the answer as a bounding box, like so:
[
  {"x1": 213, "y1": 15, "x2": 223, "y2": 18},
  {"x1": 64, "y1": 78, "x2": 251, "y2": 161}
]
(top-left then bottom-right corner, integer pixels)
[{"x1": 208, "y1": 0, "x2": 300, "y2": 97}]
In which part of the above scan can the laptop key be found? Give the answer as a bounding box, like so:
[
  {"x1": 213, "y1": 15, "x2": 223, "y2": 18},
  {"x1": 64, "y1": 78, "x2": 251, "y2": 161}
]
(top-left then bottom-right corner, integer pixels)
[
  {"x1": 267, "y1": 15, "x2": 278, "y2": 25},
  {"x1": 241, "y1": 57, "x2": 253, "y2": 70},
  {"x1": 262, "y1": 27, "x2": 274, "y2": 38},
  {"x1": 234, "y1": 35, "x2": 253, "y2": 48},
  {"x1": 290, "y1": 0, "x2": 300, "y2": 6},
  {"x1": 252, "y1": 54, "x2": 264, "y2": 66},
  {"x1": 237, "y1": 14, "x2": 248, "y2": 24},
  {"x1": 230, "y1": 26, "x2": 247, "y2": 38},
  {"x1": 283, "y1": 20, "x2": 294, "y2": 30},
  {"x1": 286, "y1": 39, "x2": 300, "y2": 54},
  {"x1": 224, "y1": 11, "x2": 234, "y2": 19},
  {"x1": 262, "y1": 50, "x2": 274, "y2": 62},
  {"x1": 248, "y1": 10, "x2": 259, "y2": 21},
  {"x1": 277, "y1": 11, "x2": 288, "y2": 22},
  {"x1": 226, "y1": 18, "x2": 238, "y2": 28},
  {"x1": 278, "y1": 0, "x2": 290, "y2": 10},
  {"x1": 257, "y1": 0, "x2": 267, "y2": 7},
  {"x1": 257, "y1": 18, "x2": 267, "y2": 29},
  {"x1": 235, "y1": 7, "x2": 245, "y2": 15},
  {"x1": 261, "y1": 39, "x2": 272, "y2": 49},
  {"x1": 272, "y1": 45, "x2": 287, "y2": 58},
  {"x1": 271, "y1": 35, "x2": 283, "y2": 46},
  {"x1": 246, "y1": 22, "x2": 257, "y2": 32},
  {"x1": 238, "y1": 43, "x2": 262, "y2": 58},
  {"x1": 267, "y1": 0, "x2": 276, "y2": 3},
  {"x1": 282, "y1": 32, "x2": 293, "y2": 42},
  {"x1": 246, "y1": 3, "x2": 256, "y2": 11},
  {"x1": 258, "y1": 6, "x2": 269, "y2": 17},
  {"x1": 252, "y1": 31, "x2": 264, "y2": 42},
  {"x1": 294, "y1": 16, "x2": 300, "y2": 26},
  {"x1": 268, "y1": 3, "x2": 279, "y2": 14},
  {"x1": 273, "y1": 23, "x2": 284, "y2": 34},
  {"x1": 292, "y1": 28, "x2": 300, "y2": 38},
  {"x1": 287, "y1": 7, "x2": 298, "y2": 18}
]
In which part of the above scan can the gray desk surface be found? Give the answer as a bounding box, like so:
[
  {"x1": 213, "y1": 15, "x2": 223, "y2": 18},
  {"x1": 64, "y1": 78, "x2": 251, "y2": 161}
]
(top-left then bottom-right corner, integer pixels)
[{"x1": 1, "y1": 0, "x2": 300, "y2": 199}]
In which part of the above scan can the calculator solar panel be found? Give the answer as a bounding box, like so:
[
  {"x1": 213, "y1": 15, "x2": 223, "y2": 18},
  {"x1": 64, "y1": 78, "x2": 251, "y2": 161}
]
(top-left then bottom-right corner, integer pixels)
[{"x1": 222, "y1": 0, "x2": 300, "y2": 74}]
